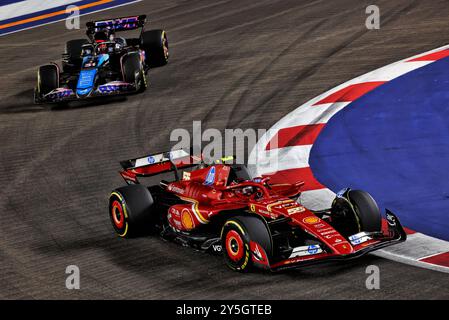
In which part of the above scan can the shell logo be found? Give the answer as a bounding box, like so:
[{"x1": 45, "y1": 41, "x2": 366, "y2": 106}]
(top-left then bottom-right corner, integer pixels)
[
  {"x1": 181, "y1": 209, "x2": 194, "y2": 230},
  {"x1": 303, "y1": 216, "x2": 320, "y2": 225}
]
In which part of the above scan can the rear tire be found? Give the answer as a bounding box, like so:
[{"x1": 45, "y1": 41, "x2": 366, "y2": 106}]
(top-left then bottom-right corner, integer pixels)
[
  {"x1": 122, "y1": 52, "x2": 147, "y2": 92},
  {"x1": 37, "y1": 64, "x2": 59, "y2": 96},
  {"x1": 141, "y1": 30, "x2": 169, "y2": 68},
  {"x1": 66, "y1": 39, "x2": 89, "y2": 58},
  {"x1": 63, "y1": 39, "x2": 89, "y2": 72},
  {"x1": 109, "y1": 185, "x2": 154, "y2": 238}
]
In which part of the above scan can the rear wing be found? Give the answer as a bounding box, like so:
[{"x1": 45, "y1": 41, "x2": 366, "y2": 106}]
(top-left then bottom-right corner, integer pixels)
[
  {"x1": 119, "y1": 149, "x2": 202, "y2": 184},
  {"x1": 86, "y1": 15, "x2": 146, "y2": 37}
]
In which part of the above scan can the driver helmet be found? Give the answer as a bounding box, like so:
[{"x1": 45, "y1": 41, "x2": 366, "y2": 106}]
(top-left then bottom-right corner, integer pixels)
[{"x1": 115, "y1": 37, "x2": 127, "y2": 48}]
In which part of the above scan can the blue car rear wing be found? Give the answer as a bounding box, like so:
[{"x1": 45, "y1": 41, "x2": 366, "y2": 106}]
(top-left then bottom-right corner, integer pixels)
[{"x1": 86, "y1": 15, "x2": 146, "y2": 36}]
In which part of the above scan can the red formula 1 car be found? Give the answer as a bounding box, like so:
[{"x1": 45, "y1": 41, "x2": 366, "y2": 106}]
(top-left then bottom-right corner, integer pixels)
[{"x1": 108, "y1": 149, "x2": 406, "y2": 272}]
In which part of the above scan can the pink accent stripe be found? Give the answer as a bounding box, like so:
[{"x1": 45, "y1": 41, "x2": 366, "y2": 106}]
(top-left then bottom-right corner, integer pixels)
[
  {"x1": 419, "y1": 252, "x2": 449, "y2": 267},
  {"x1": 407, "y1": 49, "x2": 449, "y2": 62},
  {"x1": 262, "y1": 167, "x2": 325, "y2": 191},
  {"x1": 313, "y1": 81, "x2": 386, "y2": 105},
  {"x1": 266, "y1": 124, "x2": 326, "y2": 151}
]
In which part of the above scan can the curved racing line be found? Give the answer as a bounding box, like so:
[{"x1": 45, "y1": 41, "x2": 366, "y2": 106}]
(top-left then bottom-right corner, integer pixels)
[{"x1": 249, "y1": 44, "x2": 449, "y2": 273}]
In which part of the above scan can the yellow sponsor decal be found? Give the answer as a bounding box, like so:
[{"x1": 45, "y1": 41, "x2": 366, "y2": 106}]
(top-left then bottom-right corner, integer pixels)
[
  {"x1": 181, "y1": 209, "x2": 194, "y2": 230},
  {"x1": 303, "y1": 216, "x2": 320, "y2": 225}
]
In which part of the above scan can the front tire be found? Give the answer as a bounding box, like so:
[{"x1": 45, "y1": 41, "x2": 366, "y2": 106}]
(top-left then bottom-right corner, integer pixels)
[
  {"x1": 109, "y1": 185, "x2": 154, "y2": 238},
  {"x1": 122, "y1": 52, "x2": 147, "y2": 92},
  {"x1": 348, "y1": 190, "x2": 382, "y2": 232},
  {"x1": 331, "y1": 189, "x2": 382, "y2": 236},
  {"x1": 141, "y1": 29, "x2": 169, "y2": 68},
  {"x1": 36, "y1": 64, "x2": 59, "y2": 97}
]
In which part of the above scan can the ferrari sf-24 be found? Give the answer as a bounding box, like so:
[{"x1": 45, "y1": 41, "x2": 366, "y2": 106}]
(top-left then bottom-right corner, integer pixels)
[{"x1": 109, "y1": 149, "x2": 406, "y2": 271}]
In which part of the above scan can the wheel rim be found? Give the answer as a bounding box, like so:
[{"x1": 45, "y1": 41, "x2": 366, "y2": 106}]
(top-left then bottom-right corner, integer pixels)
[
  {"x1": 225, "y1": 230, "x2": 244, "y2": 261},
  {"x1": 111, "y1": 200, "x2": 125, "y2": 229}
]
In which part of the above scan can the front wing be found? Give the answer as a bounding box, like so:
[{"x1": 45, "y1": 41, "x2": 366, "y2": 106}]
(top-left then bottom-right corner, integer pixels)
[
  {"x1": 34, "y1": 81, "x2": 138, "y2": 104},
  {"x1": 257, "y1": 210, "x2": 407, "y2": 272}
]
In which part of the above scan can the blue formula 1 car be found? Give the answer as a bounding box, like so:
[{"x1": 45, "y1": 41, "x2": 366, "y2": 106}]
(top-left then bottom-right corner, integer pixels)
[{"x1": 34, "y1": 15, "x2": 168, "y2": 104}]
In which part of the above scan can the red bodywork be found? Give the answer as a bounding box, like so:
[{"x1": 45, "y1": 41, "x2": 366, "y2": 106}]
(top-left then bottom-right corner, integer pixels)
[
  {"x1": 166, "y1": 165, "x2": 386, "y2": 268},
  {"x1": 119, "y1": 151, "x2": 406, "y2": 271}
]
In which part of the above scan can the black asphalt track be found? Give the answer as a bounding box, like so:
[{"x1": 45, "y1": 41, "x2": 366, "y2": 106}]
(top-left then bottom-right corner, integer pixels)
[{"x1": 1, "y1": 0, "x2": 449, "y2": 299}]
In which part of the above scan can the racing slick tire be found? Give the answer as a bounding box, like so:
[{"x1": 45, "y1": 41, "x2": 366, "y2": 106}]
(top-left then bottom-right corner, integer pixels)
[
  {"x1": 348, "y1": 190, "x2": 382, "y2": 232},
  {"x1": 63, "y1": 39, "x2": 89, "y2": 72},
  {"x1": 141, "y1": 30, "x2": 169, "y2": 68},
  {"x1": 221, "y1": 215, "x2": 272, "y2": 272},
  {"x1": 122, "y1": 52, "x2": 147, "y2": 93},
  {"x1": 331, "y1": 189, "x2": 382, "y2": 236},
  {"x1": 109, "y1": 184, "x2": 154, "y2": 238},
  {"x1": 36, "y1": 64, "x2": 59, "y2": 97}
]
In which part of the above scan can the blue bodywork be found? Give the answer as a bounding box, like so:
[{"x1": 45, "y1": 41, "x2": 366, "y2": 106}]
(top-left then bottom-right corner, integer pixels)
[{"x1": 76, "y1": 54, "x2": 109, "y2": 97}]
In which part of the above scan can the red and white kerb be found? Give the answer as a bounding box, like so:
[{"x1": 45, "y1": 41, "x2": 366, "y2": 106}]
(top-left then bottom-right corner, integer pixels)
[{"x1": 250, "y1": 45, "x2": 449, "y2": 273}]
